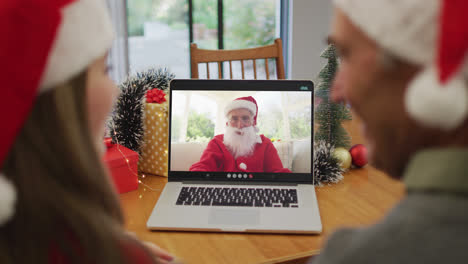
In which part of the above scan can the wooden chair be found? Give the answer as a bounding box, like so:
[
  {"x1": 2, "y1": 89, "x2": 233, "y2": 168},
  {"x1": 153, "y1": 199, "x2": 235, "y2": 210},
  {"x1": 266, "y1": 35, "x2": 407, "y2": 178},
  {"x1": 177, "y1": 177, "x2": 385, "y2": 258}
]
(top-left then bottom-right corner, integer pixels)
[{"x1": 190, "y1": 38, "x2": 285, "y2": 80}]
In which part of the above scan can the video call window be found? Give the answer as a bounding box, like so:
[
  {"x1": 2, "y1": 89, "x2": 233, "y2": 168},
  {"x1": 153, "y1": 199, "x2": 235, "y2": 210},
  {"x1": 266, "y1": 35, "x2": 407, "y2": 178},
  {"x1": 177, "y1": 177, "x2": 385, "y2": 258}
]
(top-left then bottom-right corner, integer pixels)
[{"x1": 170, "y1": 91, "x2": 312, "y2": 174}]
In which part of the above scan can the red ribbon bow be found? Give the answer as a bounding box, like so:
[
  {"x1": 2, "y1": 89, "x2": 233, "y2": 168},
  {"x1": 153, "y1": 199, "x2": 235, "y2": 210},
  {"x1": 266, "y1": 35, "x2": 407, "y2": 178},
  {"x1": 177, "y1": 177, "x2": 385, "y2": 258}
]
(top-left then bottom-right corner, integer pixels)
[{"x1": 146, "y1": 89, "x2": 167, "y2": 104}]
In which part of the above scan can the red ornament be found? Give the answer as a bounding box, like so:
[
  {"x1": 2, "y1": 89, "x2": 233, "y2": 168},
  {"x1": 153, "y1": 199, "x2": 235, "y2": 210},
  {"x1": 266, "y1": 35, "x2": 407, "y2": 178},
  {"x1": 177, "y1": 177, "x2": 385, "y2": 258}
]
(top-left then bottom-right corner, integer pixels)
[
  {"x1": 146, "y1": 88, "x2": 166, "y2": 104},
  {"x1": 349, "y1": 144, "x2": 368, "y2": 168}
]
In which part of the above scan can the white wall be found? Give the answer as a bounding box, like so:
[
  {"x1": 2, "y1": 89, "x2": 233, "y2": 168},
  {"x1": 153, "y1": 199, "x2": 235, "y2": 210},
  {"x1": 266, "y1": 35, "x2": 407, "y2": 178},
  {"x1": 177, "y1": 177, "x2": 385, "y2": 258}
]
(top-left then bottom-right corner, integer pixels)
[{"x1": 289, "y1": 0, "x2": 332, "y2": 81}]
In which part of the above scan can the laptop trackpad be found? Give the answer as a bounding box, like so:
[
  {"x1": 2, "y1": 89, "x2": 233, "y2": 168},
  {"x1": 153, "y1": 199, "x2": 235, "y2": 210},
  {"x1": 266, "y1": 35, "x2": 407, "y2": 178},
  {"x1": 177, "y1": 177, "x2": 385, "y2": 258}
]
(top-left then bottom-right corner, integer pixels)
[{"x1": 208, "y1": 209, "x2": 260, "y2": 226}]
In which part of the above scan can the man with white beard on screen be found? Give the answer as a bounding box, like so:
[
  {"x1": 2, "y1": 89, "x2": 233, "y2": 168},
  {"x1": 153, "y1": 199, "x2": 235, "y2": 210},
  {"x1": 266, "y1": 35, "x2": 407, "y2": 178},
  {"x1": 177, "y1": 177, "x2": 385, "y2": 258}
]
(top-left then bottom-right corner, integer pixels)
[{"x1": 189, "y1": 96, "x2": 291, "y2": 173}]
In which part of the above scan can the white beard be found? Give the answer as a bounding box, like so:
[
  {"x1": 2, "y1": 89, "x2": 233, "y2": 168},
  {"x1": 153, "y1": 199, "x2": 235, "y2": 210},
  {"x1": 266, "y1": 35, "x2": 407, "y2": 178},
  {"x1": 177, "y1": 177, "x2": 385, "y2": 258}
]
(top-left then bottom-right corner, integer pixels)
[{"x1": 223, "y1": 126, "x2": 258, "y2": 159}]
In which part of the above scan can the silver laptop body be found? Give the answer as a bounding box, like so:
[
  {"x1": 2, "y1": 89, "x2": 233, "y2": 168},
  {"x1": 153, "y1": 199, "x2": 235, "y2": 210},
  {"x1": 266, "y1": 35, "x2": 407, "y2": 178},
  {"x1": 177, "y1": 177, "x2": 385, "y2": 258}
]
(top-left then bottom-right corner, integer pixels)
[{"x1": 147, "y1": 80, "x2": 322, "y2": 234}]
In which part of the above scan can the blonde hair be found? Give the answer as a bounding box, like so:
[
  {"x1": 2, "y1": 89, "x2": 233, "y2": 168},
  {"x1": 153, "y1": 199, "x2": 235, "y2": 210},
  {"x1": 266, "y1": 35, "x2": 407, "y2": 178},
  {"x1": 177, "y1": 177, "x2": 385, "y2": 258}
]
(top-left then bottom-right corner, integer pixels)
[{"x1": 1, "y1": 72, "x2": 155, "y2": 263}]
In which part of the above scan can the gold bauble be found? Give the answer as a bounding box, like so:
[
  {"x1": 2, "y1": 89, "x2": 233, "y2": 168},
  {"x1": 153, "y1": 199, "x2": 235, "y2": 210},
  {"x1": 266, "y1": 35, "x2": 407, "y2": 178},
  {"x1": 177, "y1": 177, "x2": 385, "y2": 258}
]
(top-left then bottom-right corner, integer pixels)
[{"x1": 333, "y1": 147, "x2": 352, "y2": 169}]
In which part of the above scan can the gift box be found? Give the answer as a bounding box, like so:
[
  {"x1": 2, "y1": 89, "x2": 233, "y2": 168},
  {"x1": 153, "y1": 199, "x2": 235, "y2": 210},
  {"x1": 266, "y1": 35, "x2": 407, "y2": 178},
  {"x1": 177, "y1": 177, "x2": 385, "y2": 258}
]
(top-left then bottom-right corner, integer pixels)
[
  {"x1": 138, "y1": 102, "x2": 169, "y2": 176},
  {"x1": 103, "y1": 142, "x2": 139, "y2": 193}
]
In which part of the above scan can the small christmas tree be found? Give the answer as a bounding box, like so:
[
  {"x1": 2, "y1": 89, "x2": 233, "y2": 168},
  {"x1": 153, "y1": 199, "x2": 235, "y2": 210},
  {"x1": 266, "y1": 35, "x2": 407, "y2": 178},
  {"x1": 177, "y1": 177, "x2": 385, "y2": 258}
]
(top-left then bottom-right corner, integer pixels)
[{"x1": 314, "y1": 44, "x2": 352, "y2": 149}]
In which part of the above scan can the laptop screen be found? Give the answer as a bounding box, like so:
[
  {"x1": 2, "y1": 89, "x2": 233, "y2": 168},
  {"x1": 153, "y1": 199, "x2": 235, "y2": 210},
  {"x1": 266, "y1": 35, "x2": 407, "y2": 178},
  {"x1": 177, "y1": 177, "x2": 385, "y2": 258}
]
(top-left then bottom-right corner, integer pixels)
[{"x1": 168, "y1": 80, "x2": 314, "y2": 184}]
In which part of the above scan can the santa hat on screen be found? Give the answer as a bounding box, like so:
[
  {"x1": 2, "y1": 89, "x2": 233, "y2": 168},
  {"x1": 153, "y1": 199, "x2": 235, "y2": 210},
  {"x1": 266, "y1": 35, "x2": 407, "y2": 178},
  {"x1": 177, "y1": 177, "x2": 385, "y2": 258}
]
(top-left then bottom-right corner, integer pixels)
[
  {"x1": 224, "y1": 96, "x2": 259, "y2": 126},
  {"x1": 334, "y1": 0, "x2": 468, "y2": 130},
  {"x1": 0, "y1": 0, "x2": 114, "y2": 225}
]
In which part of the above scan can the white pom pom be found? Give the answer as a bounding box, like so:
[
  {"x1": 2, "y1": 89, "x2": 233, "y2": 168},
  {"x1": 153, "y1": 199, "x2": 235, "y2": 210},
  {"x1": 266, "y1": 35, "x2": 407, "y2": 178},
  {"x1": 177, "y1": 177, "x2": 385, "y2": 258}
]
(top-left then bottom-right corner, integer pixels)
[
  {"x1": 239, "y1": 163, "x2": 247, "y2": 170},
  {"x1": 405, "y1": 66, "x2": 468, "y2": 130},
  {"x1": 0, "y1": 173, "x2": 16, "y2": 226}
]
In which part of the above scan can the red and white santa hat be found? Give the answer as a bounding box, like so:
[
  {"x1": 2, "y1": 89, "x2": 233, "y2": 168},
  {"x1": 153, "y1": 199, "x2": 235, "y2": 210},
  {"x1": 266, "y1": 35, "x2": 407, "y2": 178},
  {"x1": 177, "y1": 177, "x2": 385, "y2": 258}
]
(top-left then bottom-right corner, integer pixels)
[
  {"x1": 0, "y1": 0, "x2": 114, "y2": 225},
  {"x1": 224, "y1": 96, "x2": 259, "y2": 125},
  {"x1": 334, "y1": 0, "x2": 468, "y2": 130}
]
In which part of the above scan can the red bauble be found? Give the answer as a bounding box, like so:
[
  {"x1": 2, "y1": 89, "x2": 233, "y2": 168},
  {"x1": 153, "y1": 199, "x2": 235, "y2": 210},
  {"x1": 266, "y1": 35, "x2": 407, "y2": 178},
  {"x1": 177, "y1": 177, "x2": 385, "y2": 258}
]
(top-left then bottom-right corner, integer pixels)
[{"x1": 349, "y1": 144, "x2": 368, "y2": 168}]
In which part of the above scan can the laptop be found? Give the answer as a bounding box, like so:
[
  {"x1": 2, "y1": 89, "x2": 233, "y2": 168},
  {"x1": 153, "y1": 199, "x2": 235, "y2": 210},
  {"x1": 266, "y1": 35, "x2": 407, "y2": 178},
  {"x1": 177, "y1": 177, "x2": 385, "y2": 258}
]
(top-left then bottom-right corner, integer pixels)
[{"x1": 147, "y1": 79, "x2": 321, "y2": 234}]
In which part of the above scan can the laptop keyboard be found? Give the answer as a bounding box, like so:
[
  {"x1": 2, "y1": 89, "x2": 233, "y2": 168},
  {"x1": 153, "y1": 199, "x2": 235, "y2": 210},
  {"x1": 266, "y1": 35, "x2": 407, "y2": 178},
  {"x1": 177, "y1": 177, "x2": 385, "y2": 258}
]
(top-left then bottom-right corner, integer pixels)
[{"x1": 176, "y1": 187, "x2": 299, "y2": 208}]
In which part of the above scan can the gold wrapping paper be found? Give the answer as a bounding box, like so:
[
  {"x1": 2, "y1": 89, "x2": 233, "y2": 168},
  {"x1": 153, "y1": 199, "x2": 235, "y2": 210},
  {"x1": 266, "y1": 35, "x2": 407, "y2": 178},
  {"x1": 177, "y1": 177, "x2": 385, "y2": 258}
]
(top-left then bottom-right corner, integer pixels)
[{"x1": 138, "y1": 102, "x2": 169, "y2": 176}]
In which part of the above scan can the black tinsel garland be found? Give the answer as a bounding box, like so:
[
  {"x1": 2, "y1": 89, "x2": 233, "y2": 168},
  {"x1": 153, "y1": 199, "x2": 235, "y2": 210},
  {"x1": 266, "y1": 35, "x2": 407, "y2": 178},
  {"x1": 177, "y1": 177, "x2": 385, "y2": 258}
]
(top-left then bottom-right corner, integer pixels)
[
  {"x1": 109, "y1": 68, "x2": 175, "y2": 153},
  {"x1": 313, "y1": 140, "x2": 344, "y2": 186}
]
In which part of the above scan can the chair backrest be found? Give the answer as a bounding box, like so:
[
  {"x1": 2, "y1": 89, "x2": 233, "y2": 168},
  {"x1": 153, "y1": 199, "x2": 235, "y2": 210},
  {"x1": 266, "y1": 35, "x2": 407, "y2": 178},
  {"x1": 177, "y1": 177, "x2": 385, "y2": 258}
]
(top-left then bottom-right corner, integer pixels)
[{"x1": 190, "y1": 38, "x2": 285, "y2": 80}]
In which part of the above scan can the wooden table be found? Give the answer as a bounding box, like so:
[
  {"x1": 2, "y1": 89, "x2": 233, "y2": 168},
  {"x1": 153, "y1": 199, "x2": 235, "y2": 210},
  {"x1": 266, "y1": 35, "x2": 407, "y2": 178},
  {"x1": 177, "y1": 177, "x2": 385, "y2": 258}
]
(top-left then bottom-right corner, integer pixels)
[{"x1": 120, "y1": 166, "x2": 404, "y2": 264}]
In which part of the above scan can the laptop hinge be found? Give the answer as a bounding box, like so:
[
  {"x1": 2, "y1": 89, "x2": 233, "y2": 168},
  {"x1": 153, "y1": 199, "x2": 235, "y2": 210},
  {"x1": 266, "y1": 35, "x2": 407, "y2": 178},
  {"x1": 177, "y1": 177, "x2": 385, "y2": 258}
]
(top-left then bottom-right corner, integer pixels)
[{"x1": 180, "y1": 181, "x2": 298, "y2": 186}]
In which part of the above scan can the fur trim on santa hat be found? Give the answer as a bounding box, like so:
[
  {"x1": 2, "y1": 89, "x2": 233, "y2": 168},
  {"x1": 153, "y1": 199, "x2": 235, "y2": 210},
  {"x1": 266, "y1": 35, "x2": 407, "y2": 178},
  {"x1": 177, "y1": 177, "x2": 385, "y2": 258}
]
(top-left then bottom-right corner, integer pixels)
[
  {"x1": 40, "y1": 0, "x2": 114, "y2": 91},
  {"x1": 334, "y1": 0, "x2": 468, "y2": 130},
  {"x1": 224, "y1": 99, "x2": 257, "y2": 118},
  {"x1": 333, "y1": 0, "x2": 439, "y2": 66},
  {"x1": 0, "y1": 173, "x2": 16, "y2": 226},
  {"x1": 406, "y1": 67, "x2": 468, "y2": 130}
]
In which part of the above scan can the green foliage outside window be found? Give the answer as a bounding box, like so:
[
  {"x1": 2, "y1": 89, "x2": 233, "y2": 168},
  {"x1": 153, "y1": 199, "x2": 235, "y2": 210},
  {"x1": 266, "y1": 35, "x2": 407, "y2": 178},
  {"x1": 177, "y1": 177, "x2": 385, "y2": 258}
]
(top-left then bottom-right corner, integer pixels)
[
  {"x1": 224, "y1": 0, "x2": 276, "y2": 49},
  {"x1": 289, "y1": 108, "x2": 312, "y2": 140},
  {"x1": 257, "y1": 108, "x2": 283, "y2": 140},
  {"x1": 156, "y1": 0, "x2": 187, "y2": 30},
  {"x1": 127, "y1": 0, "x2": 158, "y2": 36},
  {"x1": 186, "y1": 111, "x2": 215, "y2": 142},
  {"x1": 127, "y1": 0, "x2": 277, "y2": 49},
  {"x1": 193, "y1": 0, "x2": 218, "y2": 30},
  {"x1": 257, "y1": 109, "x2": 311, "y2": 141}
]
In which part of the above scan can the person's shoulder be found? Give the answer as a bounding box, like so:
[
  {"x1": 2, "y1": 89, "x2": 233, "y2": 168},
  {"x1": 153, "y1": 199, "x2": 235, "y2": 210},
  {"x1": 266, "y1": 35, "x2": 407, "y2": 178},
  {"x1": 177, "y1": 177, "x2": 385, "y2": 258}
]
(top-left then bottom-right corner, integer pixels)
[
  {"x1": 311, "y1": 198, "x2": 407, "y2": 263},
  {"x1": 311, "y1": 223, "x2": 402, "y2": 264},
  {"x1": 309, "y1": 228, "x2": 358, "y2": 264},
  {"x1": 259, "y1": 135, "x2": 275, "y2": 146},
  {"x1": 313, "y1": 194, "x2": 468, "y2": 264},
  {"x1": 213, "y1": 134, "x2": 224, "y2": 142},
  {"x1": 206, "y1": 134, "x2": 224, "y2": 146},
  {"x1": 259, "y1": 134, "x2": 270, "y2": 142}
]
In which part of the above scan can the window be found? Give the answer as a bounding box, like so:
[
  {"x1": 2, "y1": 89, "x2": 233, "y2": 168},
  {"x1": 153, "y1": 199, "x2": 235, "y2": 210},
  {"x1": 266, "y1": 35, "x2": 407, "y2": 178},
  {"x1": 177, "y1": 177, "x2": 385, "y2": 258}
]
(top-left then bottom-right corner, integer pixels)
[
  {"x1": 127, "y1": 0, "x2": 189, "y2": 77},
  {"x1": 126, "y1": 0, "x2": 288, "y2": 79}
]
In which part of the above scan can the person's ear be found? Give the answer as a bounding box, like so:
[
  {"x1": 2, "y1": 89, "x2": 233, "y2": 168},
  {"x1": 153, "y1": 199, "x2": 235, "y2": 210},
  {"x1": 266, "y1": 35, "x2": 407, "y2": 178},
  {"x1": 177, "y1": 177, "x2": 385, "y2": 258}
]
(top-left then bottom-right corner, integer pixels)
[{"x1": 226, "y1": 122, "x2": 228, "y2": 126}]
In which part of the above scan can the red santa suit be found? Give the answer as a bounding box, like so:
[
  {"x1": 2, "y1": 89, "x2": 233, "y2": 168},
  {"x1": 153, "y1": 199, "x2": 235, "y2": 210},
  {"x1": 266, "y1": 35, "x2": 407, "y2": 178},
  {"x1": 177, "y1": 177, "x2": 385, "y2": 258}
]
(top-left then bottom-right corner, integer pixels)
[{"x1": 190, "y1": 134, "x2": 291, "y2": 173}]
